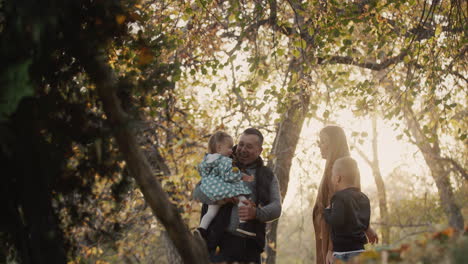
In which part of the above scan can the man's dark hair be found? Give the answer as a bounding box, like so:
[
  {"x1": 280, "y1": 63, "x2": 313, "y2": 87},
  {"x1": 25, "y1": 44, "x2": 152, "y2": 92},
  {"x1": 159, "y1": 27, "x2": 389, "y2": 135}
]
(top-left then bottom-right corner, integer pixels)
[{"x1": 242, "y1": 128, "x2": 264, "y2": 146}]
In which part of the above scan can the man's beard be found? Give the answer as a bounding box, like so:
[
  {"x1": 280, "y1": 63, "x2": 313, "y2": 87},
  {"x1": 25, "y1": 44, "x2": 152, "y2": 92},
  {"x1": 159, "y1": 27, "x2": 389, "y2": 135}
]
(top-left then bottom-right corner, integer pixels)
[
  {"x1": 237, "y1": 152, "x2": 248, "y2": 161},
  {"x1": 235, "y1": 151, "x2": 250, "y2": 165}
]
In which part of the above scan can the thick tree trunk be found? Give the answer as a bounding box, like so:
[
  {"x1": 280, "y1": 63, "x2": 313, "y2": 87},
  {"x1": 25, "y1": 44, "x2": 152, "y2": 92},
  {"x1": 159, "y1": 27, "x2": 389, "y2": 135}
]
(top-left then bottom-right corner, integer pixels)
[
  {"x1": 403, "y1": 109, "x2": 464, "y2": 231},
  {"x1": 265, "y1": 66, "x2": 310, "y2": 263},
  {"x1": 81, "y1": 49, "x2": 209, "y2": 263},
  {"x1": 137, "y1": 125, "x2": 184, "y2": 264},
  {"x1": 377, "y1": 72, "x2": 465, "y2": 231},
  {"x1": 162, "y1": 231, "x2": 183, "y2": 264}
]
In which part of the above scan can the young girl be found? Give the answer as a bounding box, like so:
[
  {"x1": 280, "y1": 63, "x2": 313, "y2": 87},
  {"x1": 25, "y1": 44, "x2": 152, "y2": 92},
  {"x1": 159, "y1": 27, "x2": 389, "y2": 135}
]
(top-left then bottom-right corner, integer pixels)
[{"x1": 193, "y1": 131, "x2": 253, "y2": 239}]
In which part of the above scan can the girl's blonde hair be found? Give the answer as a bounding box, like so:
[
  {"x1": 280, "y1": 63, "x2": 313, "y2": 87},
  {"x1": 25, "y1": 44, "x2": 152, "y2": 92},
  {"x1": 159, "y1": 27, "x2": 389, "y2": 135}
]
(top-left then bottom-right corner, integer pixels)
[{"x1": 208, "y1": 131, "x2": 232, "y2": 154}]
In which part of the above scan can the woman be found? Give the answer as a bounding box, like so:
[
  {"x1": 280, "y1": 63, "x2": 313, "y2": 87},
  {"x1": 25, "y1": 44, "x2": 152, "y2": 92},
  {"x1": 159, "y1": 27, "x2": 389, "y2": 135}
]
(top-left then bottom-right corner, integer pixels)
[{"x1": 313, "y1": 126, "x2": 378, "y2": 264}]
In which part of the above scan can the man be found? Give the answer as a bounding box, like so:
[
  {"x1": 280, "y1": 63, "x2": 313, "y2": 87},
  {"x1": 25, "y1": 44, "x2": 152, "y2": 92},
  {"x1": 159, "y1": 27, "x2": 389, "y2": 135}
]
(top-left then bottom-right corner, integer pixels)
[{"x1": 200, "y1": 128, "x2": 282, "y2": 264}]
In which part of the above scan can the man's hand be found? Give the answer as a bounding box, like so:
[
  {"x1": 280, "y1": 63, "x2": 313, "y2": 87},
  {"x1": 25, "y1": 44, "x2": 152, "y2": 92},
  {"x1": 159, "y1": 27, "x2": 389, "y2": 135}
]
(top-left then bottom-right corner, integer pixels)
[
  {"x1": 365, "y1": 226, "x2": 379, "y2": 244},
  {"x1": 218, "y1": 197, "x2": 239, "y2": 205},
  {"x1": 238, "y1": 200, "x2": 256, "y2": 221},
  {"x1": 326, "y1": 250, "x2": 334, "y2": 264},
  {"x1": 241, "y1": 173, "x2": 254, "y2": 182}
]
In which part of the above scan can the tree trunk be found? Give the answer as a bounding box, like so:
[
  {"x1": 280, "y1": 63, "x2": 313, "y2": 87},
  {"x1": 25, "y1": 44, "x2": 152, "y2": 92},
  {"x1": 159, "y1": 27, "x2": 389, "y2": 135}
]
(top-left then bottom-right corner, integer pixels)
[
  {"x1": 162, "y1": 231, "x2": 183, "y2": 264},
  {"x1": 265, "y1": 57, "x2": 310, "y2": 263},
  {"x1": 4, "y1": 99, "x2": 68, "y2": 264},
  {"x1": 377, "y1": 72, "x2": 464, "y2": 231},
  {"x1": 138, "y1": 124, "x2": 184, "y2": 264},
  {"x1": 265, "y1": 96, "x2": 310, "y2": 264},
  {"x1": 354, "y1": 114, "x2": 390, "y2": 244},
  {"x1": 369, "y1": 115, "x2": 390, "y2": 244},
  {"x1": 403, "y1": 109, "x2": 464, "y2": 231},
  {"x1": 80, "y1": 49, "x2": 209, "y2": 263}
]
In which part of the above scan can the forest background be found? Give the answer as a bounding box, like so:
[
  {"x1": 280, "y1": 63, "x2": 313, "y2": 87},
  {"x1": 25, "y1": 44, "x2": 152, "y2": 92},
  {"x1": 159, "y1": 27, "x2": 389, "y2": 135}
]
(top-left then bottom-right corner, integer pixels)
[{"x1": 1, "y1": 0, "x2": 467, "y2": 263}]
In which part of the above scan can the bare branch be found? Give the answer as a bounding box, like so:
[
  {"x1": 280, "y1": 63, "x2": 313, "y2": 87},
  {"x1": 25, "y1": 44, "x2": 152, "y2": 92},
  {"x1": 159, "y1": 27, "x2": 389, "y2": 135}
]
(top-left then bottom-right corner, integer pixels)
[
  {"x1": 437, "y1": 156, "x2": 468, "y2": 181},
  {"x1": 225, "y1": 19, "x2": 270, "y2": 56},
  {"x1": 319, "y1": 51, "x2": 408, "y2": 71},
  {"x1": 448, "y1": 69, "x2": 468, "y2": 83},
  {"x1": 352, "y1": 144, "x2": 373, "y2": 167}
]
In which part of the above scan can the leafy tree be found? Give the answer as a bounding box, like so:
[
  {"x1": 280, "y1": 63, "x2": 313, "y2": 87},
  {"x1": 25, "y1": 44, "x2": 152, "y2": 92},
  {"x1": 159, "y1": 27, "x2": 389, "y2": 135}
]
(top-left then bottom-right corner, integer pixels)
[{"x1": 1, "y1": 0, "x2": 208, "y2": 262}]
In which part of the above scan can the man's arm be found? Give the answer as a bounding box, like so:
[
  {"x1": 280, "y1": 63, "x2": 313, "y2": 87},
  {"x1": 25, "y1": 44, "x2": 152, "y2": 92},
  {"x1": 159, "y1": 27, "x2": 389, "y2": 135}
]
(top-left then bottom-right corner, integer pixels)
[{"x1": 255, "y1": 175, "x2": 282, "y2": 222}]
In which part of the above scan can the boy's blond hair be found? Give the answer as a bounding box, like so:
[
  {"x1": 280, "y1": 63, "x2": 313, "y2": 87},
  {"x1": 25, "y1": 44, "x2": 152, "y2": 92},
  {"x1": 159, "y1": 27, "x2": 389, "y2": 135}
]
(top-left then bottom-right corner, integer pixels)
[{"x1": 333, "y1": 156, "x2": 361, "y2": 187}]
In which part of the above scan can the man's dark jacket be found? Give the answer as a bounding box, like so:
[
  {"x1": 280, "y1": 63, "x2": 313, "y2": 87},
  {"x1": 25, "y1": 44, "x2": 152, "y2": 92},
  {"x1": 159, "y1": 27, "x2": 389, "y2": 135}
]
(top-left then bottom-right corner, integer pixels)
[{"x1": 200, "y1": 155, "x2": 274, "y2": 255}]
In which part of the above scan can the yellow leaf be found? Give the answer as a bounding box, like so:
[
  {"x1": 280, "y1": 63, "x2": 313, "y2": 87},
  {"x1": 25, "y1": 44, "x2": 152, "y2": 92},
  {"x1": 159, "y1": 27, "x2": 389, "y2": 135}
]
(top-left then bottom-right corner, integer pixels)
[
  {"x1": 138, "y1": 47, "x2": 154, "y2": 65},
  {"x1": 116, "y1": 15, "x2": 126, "y2": 25},
  {"x1": 359, "y1": 250, "x2": 379, "y2": 259}
]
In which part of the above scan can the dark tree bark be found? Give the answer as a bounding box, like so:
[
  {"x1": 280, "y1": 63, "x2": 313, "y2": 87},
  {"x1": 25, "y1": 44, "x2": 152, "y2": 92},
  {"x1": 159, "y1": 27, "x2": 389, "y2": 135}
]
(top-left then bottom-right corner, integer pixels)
[
  {"x1": 265, "y1": 58, "x2": 311, "y2": 264},
  {"x1": 137, "y1": 123, "x2": 183, "y2": 264},
  {"x1": 80, "y1": 49, "x2": 209, "y2": 263},
  {"x1": 2, "y1": 99, "x2": 68, "y2": 264}
]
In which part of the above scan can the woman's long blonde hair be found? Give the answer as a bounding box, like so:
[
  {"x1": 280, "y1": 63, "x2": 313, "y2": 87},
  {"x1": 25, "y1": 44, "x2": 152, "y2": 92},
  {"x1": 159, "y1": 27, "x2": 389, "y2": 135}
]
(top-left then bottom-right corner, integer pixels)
[{"x1": 316, "y1": 125, "x2": 354, "y2": 209}]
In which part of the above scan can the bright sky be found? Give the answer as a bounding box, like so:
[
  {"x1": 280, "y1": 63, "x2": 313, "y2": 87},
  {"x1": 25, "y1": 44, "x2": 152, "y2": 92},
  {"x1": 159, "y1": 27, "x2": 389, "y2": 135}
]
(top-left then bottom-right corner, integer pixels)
[
  {"x1": 282, "y1": 110, "x2": 431, "y2": 211},
  {"x1": 182, "y1": 42, "x2": 433, "y2": 213}
]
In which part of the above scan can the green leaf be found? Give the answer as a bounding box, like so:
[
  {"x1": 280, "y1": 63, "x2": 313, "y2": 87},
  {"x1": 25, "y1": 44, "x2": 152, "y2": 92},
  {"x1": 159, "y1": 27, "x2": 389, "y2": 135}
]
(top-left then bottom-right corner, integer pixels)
[
  {"x1": 293, "y1": 39, "x2": 306, "y2": 49},
  {"x1": 343, "y1": 39, "x2": 352, "y2": 46},
  {"x1": 0, "y1": 59, "x2": 34, "y2": 121},
  {"x1": 403, "y1": 55, "x2": 411, "y2": 63},
  {"x1": 322, "y1": 110, "x2": 330, "y2": 119},
  {"x1": 460, "y1": 134, "x2": 467, "y2": 141},
  {"x1": 277, "y1": 48, "x2": 285, "y2": 56},
  {"x1": 292, "y1": 49, "x2": 301, "y2": 58}
]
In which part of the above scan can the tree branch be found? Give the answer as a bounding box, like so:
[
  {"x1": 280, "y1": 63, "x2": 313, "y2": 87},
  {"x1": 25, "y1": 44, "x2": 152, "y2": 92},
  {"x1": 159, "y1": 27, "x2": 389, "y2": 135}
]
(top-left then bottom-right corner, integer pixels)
[
  {"x1": 448, "y1": 69, "x2": 468, "y2": 83},
  {"x1": 225, "y1": 19, "x2": 270, "y2": 56},
  {"x1": 352, "y1": 144, "x2": 373, "y2": 167},
  {"x1": 319, "y1": 51, "x2": 408, "y2": 71},
  {"x1": 78, "y1": 48, "x2": 208, "y2": 263},
  {"x1": 437, "y1": 156, "x2": 468, "y2": 181}
]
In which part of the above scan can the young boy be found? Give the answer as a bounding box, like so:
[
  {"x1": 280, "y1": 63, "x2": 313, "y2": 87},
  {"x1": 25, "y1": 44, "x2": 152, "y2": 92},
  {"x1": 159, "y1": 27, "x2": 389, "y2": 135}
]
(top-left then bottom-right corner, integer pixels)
[{"x1": 324, "y1": 156, "x2": 371, "y2": 263}]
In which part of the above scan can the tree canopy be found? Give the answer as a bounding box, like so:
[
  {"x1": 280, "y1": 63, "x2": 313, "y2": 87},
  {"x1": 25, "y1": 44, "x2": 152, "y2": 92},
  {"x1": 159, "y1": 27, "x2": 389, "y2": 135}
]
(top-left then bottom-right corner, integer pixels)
[{"x1": 1, "y1": 0, "x2": 466, "y2": 263}]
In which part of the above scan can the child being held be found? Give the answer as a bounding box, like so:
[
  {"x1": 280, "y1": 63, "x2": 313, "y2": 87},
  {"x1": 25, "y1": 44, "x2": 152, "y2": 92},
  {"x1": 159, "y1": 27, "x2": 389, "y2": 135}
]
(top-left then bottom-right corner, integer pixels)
[
  {"x1": 324, "y1": 156, "x2": 371, "y2": 263},
  {"x1": 193, "y1": 131, "x2": 253, "y2": 239}
]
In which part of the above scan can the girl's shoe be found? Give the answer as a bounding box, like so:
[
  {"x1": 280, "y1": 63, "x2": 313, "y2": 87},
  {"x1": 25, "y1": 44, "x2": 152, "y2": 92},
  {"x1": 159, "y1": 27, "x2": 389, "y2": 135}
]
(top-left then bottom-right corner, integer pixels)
[{"x1": 236, "y1": 222, "x2": 256, "y2": 237}]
